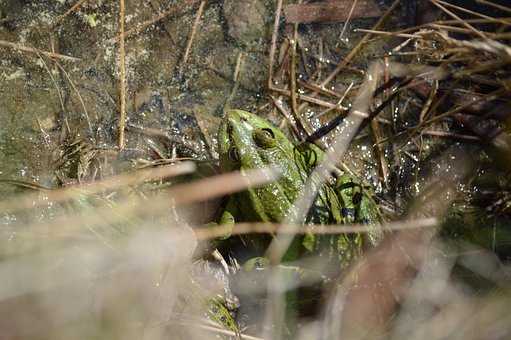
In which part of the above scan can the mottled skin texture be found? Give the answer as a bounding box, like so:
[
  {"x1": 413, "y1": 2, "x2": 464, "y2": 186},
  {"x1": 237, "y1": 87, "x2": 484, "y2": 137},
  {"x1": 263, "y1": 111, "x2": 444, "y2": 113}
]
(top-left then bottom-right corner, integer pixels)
[
  {"x1": 216, "y1": 110, "x2": 382, "y2": 334},
  {"x1": 217, "y1": 109, "x2": 381, "y2": 262},
  {"x1": 218, "y1": 109, "x2": 306, "y2": 222}
]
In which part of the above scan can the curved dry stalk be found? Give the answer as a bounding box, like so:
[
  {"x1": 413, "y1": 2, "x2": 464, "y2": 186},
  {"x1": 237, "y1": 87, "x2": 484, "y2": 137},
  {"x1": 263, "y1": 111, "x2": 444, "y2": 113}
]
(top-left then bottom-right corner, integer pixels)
[
  {"x1": 4, "y1": 167, "x2": 280, "y2": 241},
  {"x1": 0, "y1": 162, "x2": 196, "y2": 214},
  {"x1": 181, "y1": 0, "x2": 207, "y2": 67},
  {"x1": 53, "y1": 61, "x2": 93, "y2": 133},
  {"x1": 193, "y1": 218, "x2": 438, "y2": 240},
  {"x1": 37, "y1": 53, "x2": 66, "y2": 113}
]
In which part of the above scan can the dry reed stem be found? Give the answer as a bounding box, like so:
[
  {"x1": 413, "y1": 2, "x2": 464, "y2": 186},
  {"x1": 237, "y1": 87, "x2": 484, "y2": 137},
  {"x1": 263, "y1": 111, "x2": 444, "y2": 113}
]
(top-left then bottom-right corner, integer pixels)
[
  {"x1": 297, "y1": 79, "x2": 349, "y2": 99},
  {"x1": 422, "y1": 130, "x2": 481, "y2": 141},
  {"x1": 339, "y1": 0, "x2": 359, "y2": 42},
  {"x1": 263, "y1": 61, "x2": 386, "y2": 340},
  {"x1": 0, "y1": 162, "x2": 196, "y2": 214},
  {"x1": 175, "y1": 319, "x2": 264, "y2": 340},
  {"x1": 435, "y1": 0, "x2": 511, "y2": 26},
  {"x1": 270, "y1": 95, "x2": 303, "y2": 137},
  {"x1": 316, "y1": 82, "x2": 354, "y2": 118},
  {"x1": 371, "y1": 58, "x2": 390, "y2": 186},
  {"x1": 429, "y1": 0, "x2": 488, "y2": 40},
  {"x1": 0, "y1": 40, "x2": 80, "y2": 62},
  {"x1": 12, "y1": 167, "x2": 281, "y2": 238},
  {"x1": 118, "y1": 0, "x2": 127, "y2": 150},
  {"x1": 270, "y1": 85, "x2": 349, "y2": 112},
  {"x1": 268, "y1": 0, "x2": 284, "y2": 88},
  {"x1": 181, "y1": 0, "x2": 206, "y2": 67},
  {"x1": 476, "y1": 0, "x2": 511, "y2": 14},
  {"x1": 290, "y1": 36, "x2": 299, "y2": 121},
  {"x1": 193, "y1": 218, "x2": 438, "y2": 240},
  {"x1": 355, "y1": 28, "x2": 420, "y2": 38}
]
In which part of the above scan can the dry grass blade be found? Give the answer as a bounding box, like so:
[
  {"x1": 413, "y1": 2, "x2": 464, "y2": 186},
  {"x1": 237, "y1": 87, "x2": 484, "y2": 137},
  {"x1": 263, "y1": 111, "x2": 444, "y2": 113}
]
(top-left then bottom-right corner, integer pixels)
[
  {"x1": 9, "y1": 167, "x2": 281, "y2": 240},
  {"x1": 109, "y1": 0, "x2": 202, "y2": 43},
  {"x1": 0, "y1": 40, "x2": 80, "y2": 62},
  {"x1": 193, "y1": 218, "x2": 438, "y2": 240},
  {"x1": 429, "y1": 0, "x2": 489, "y2": 39},
  {"x1": 476, "y1": 0, "x2": 511, "y2": 14},
  {"x1": 53, "y1": 61, "x2": 94, "y2": 133},
  {"x1": 268, "y1": 0, "x2": 283, "y2": 88},
  {"x1": 0, "y1": 162, "x2": 196, "y2": 214},
  {"x1": 167, "y1": 166, "x2": 281, "y2": 206},
  {"x1": 118, "y1": 0, "x2": 127, "y2": 150},
  {"x1": 181, "y1": 0, "x2": 207, "y2": 67},
  {"x1": 175, "y1": 319, "x2": 264, "y2": 340}
]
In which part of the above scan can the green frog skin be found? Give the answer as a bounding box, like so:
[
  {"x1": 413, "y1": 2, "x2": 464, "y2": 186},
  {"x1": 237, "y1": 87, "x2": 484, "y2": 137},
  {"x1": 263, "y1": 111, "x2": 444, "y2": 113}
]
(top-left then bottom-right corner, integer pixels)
[{"x1": 216, "y1": 109, "x2": 381, "y2": 263}]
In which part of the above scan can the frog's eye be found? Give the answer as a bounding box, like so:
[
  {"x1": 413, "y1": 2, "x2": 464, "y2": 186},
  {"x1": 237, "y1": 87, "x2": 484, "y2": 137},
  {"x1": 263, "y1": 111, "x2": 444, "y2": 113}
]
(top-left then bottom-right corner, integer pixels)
[
  {"x1": 228, "y1": 146, "x2": 240, "y2": 162},
  {"x1": 253, "y1": 128, "x2": 277, "y2": 148}
]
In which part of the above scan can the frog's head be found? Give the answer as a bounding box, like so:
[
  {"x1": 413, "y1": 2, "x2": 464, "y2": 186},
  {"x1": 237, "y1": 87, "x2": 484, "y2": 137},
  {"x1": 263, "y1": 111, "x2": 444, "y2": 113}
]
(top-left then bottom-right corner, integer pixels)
[{"x1": 218, "y1": 109, "x2": 295, "y2": 172}]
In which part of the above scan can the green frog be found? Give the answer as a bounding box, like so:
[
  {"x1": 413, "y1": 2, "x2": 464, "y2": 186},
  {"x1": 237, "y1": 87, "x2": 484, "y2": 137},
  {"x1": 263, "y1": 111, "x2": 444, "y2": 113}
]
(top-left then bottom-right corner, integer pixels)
[{"x1": 216, "y1": 109, "x2": 382, "y2": 266}]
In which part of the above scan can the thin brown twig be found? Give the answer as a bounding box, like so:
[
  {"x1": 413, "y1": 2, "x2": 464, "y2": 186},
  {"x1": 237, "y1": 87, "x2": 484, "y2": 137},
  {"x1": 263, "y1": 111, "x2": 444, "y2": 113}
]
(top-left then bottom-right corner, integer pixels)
[
  {"x1": 109, "y1": 0, "x2": 201, "y2": 43},
  {"x1": 290, "y1": 36, "x2": 299, "y2": 121},
  {"x1": 270, "y1": 95, "x2": 304, "y2": 137},
  {"x1": 297, "y1": 79, "x2": 350, "y2": 99},
  {"x1": 419, "y1": 80, "x2": 438, "y2": 122},
  {"x1": 118, "y1": 0, "x2": 127, "y2": 150},
  {"x1": 270, "y1": 85, "x2": 349, "y2": 112},
  {"x1": 53, "y1": 0, "x2": 91, "y2": 27},
  {"x1": 355, "y1": 28, "x2": 420, "y2": 39},
  {"x1": 268, "y1": 0, "x2": 284, "y2": 88},
  {"x1": 316, "y1": 82, "x2": 354, "y2": 118},
  {"x1": 339, "y1": 0, "x2": 358, "y2": 42},
  {"x1": 36, "y1": 53, "x2": 66, "y2": 113},
  {"x1": 53, "y1": 61, "x2": 93, "y2": 133},
  {"x1": 0, "y1": 40, "x2": 80, "y2": 62},
  {"x1": 421, "y1": 130, "x2": 481, "y2": 141},
  {"x1": 181, "y1": 0, "x2": 206, "y2": 67},
  {"x1": 371, "y1": 57, "x2": 390, "y2": 187}
]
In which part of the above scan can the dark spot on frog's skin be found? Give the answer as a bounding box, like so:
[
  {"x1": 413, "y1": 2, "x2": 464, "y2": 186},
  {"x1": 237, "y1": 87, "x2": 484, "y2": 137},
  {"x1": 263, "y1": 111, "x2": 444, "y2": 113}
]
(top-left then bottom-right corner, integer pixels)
[
  {"x1": 228, "y1": 146, "x2": 240, "y2": 162},
  {"x1": 341, "y1": 207, "x2": 356, "y2": 219}
]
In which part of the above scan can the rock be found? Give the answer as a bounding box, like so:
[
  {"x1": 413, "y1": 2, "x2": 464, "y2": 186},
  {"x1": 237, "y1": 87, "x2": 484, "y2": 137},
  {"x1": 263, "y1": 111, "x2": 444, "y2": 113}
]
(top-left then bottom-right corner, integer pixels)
[{"x1": 223, "y1": 0, "x2": 267, "y2": 44}]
